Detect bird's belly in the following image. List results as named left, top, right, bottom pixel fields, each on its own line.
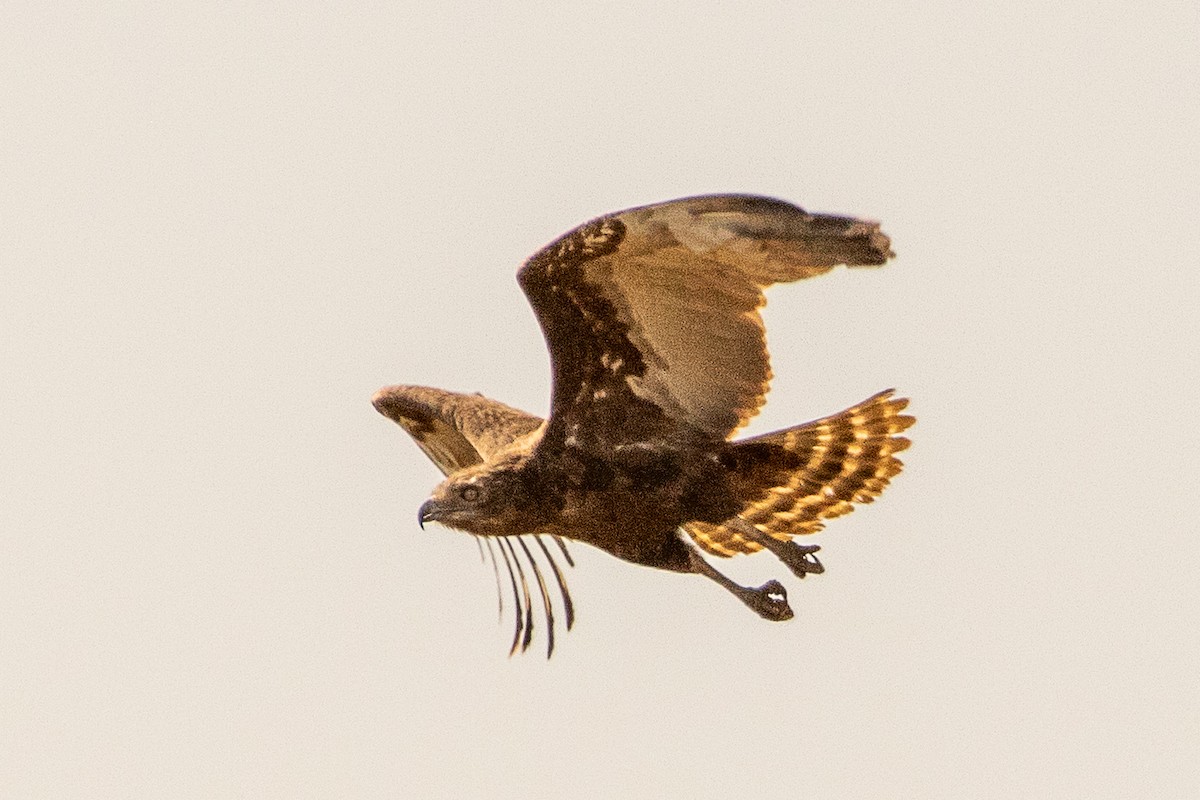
left=550, top=486, right=704, bottom=572
left=536, top=446, right=739, bottom=569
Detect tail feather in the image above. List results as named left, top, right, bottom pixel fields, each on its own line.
left=687, top=389, right=914, bottom=557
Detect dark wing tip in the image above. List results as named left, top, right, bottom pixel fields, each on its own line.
left=660, top=193, right=894, bottom=267
left=787, top=213, right=893, bottom=266
left=371, top=385, right=411, bottom=421
left=370, top=384, right=450, bottom=426
left=859, top=221, right=894, bottom=264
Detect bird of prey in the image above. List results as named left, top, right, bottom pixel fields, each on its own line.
left=373, top=194, right=913, bottom=657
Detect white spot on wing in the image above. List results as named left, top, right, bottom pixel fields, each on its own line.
left=600, top=352, right=624, bottom=373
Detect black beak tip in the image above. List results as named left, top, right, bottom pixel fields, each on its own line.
left=417, top=499, right=435, bottom=530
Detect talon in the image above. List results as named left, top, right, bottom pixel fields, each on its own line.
left=748, top=580, right=793, bottom=621
left=725, top=517, right=825, bottom=580
left=760, top=579, right=787, bottom=600
left=685, top=541, right=794, bottom=621
left=788, top=543, right=824, bottom=578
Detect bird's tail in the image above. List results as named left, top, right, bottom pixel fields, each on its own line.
left=689, top=390, right=915, bottom=557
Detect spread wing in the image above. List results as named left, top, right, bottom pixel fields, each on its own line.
left=516, top=194, right=893, bottom=455
left=372, top=385, right=544, bottom=476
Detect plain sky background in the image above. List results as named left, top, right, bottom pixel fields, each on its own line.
left=3, top=2, right=1198, bottom=797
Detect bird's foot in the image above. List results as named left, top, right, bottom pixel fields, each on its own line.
left=726, top=517, right=825, bottom=580
left=686, top=542, right=795, bottom=621
left=738, top=579, right=794, bottom=621
left=775, top=541, right=824, bottom=579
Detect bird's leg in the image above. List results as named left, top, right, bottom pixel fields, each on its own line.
left=726, top=516, right=824, bottom=580
left=684, top=544, right=794, bottom=622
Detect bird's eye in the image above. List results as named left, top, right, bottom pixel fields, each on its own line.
left=459, top=485, right=480, bottom=502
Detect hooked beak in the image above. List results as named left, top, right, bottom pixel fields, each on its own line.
left=417, top=499, right=438, bottom=530
left=417, top=495, right=474, bottom=531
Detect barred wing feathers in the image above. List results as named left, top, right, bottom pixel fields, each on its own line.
left=686, top=390, right=915, bottom=557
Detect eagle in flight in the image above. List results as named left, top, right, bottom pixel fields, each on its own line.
left=373, top=195, right=913, bottom=657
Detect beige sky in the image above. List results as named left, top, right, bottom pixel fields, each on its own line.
left=2, top=2, right=1197, bottom=797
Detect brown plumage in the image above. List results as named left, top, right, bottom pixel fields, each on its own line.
left=373, top=195, right=914, bottom=657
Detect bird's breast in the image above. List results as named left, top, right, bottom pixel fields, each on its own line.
left=533, top=445, right=739, bottom=552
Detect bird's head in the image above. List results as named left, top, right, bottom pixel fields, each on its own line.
left=417, top=462, right=527, bottom=537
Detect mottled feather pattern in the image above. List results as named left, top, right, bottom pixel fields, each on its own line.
left=686, top=390, right=914, bottom=557
left=520, top=216, right=686, bottom=454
